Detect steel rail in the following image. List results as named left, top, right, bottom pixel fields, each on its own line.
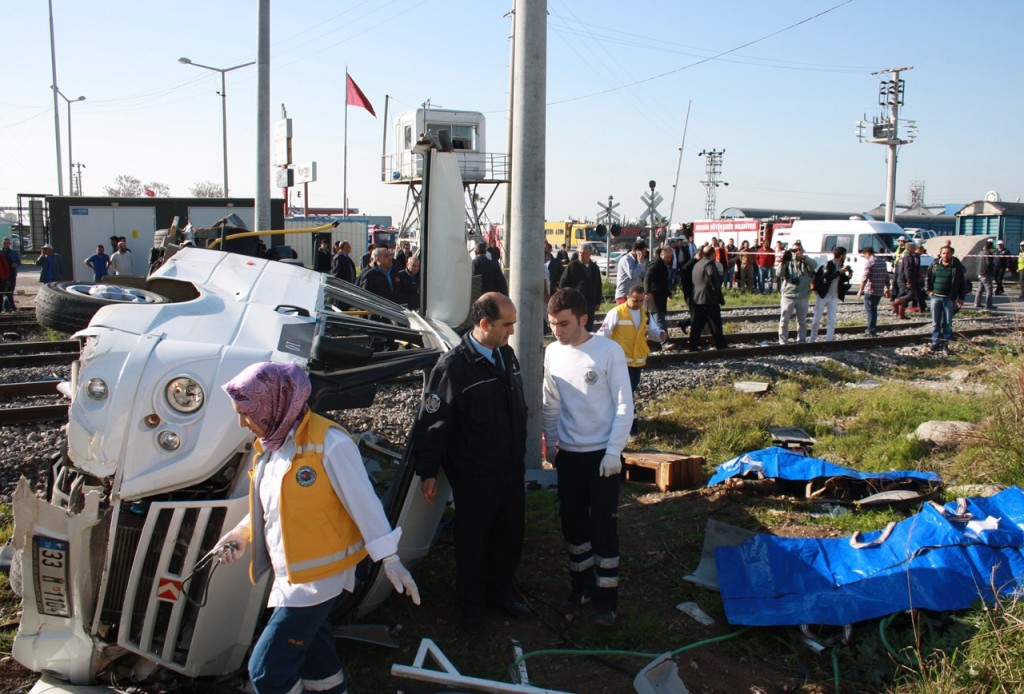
left=1, top=404, right=68, bottom=425
left=0, top=339, right=79, bottom=356
left=648, top=325, right=1008, bottom=365
left=0, top=380, right=63, bottom=398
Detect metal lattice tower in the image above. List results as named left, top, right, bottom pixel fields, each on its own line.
left=698, top=149, right=726, bottom=220
left=909, top=180, right=925, bottom=208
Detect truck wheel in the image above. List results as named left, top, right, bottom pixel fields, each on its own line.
left=36, top=281, right=171, bottom=334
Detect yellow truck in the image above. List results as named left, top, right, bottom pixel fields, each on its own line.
left=544, top=220, right=607, bottom=252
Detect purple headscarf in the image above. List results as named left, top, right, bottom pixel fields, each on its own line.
left=222, top=362, right=311, bottom=452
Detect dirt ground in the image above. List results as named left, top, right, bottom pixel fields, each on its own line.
left=3, top=482, right=851, bottom=694
left=338, top=482, right=850, bottom=694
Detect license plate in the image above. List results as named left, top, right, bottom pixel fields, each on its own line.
left=33, top=536, right=71, bottom=618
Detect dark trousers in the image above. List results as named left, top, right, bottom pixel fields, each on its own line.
left=689, top=303, right=727, bottom=349
left=448, top=468, right=525, bottom=618
left=627, top=366, right=642, bottom=435
left=555, top=449, right=620, bottom=612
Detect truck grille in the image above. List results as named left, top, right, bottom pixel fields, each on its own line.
left=105, top=502, right=228, bottom=669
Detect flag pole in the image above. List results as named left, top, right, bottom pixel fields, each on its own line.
left=343, top=66, right=349, bottom=218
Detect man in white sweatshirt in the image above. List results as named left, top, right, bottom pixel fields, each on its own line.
left=543, top=287, right=633, bottom=628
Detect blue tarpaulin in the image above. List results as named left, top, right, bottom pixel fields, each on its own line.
left=707, top=447, right=942, bottom=487
left=716, top=486, right=1024, bottom=626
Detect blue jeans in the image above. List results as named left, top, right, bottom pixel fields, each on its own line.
left=930, top=295, right=955, bottom=349
left=249, top=594, right=347, bottom=694
left=863, top=293, right=882, bottom=335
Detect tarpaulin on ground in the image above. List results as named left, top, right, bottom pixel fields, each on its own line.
left=706, top=447, right=942, bottom=487
left=715, top=486, right=1024, bottom=626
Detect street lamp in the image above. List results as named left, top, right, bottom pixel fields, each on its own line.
left=178, top=56, right=255, bottom=197
left=53, top=87, right=85, bottom=196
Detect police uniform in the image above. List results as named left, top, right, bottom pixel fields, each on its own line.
left=409, top=332, right=528, bottom=623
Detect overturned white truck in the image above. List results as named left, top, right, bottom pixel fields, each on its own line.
left=12, top=149, right=472, bottom=687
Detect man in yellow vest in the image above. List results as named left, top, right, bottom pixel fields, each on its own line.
left=597, top=284, right=667, bottom=435
left=1018, top=241, right=1024, bottom=299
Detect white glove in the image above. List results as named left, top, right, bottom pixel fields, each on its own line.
left=382, top=554, right=421, bottom=605
left=214, top=524, right=249, bottom=564
left=545, top=444, right=557, bottom=464
left=599, top=453, right=622, bottom=478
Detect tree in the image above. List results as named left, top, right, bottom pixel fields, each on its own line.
left=190, top=181, right=224, bottom=198
left=145, top=182, right=171, bottom=197
left=103, top=175, right=170, bottom=197
left=104, top=174, right=143, bottom=197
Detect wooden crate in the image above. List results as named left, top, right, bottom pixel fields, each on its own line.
left=623, top=452, right=705, bottom=492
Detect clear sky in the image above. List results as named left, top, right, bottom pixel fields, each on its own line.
left=3, top=1, right=1022, bottom=227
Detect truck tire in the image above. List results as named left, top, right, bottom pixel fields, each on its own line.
left=36, top=281, right=171, bottom=334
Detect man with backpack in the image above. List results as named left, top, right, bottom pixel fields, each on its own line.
left=808, top=247, right=852, bottom=342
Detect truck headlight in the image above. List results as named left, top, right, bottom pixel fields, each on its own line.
left=157, top=430, right=181, bottom=451
left=165, top=377, right=205, bottom=413
left=86, top=378, right=109, bottom=400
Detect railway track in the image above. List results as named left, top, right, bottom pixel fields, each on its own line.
left=648, top=325, right=1008, bottom=365
left=1, top=380, right=68, bottom=425
left=0, top=339, right=79, bottom=368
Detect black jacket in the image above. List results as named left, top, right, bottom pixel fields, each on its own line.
left=331, top=252, right=356, bottom=283
left=679, top=257, right=697, bottom=305
left=397, top=268, right=420, bottom=309
left=472, top=255, right=509, bottom=295
left=559, top=259, right=602, bottom=308
left=814, top=259, right=853, bottom=301
left=357, top=264, right=402, bottom=303
left=410, top=333, right=528, bottom=479
left=546, top=257, right=564, bottom=291
left=692, top=258, right=724, bottom=306
left=644, top=257, right=672, bottom=312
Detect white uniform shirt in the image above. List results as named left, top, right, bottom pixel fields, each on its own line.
left=542, top=335, right=633, bottom=459
left=258, top=426, right=401, bottom=607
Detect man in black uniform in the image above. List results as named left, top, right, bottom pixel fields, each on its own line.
left=409, top=293, right=529, bottom=636
left=472, top=241, right=509, bottom=295
left=559, top=244, right=603, bottom=331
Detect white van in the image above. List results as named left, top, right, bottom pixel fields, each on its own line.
left=773, top=219, right=907, bottom=284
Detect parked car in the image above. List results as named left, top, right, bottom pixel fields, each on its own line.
left=909, top=228, right=938, bottom=244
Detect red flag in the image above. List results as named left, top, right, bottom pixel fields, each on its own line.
left=346, top=73, right=376, bottom=117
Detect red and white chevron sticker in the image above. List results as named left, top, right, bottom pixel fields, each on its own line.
left=156, top=577, right=182, bottom=603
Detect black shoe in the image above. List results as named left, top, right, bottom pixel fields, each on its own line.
left=459, top=615, right=484, bottom=636
left=592, top=610, right=617, bottom=628
left=487, top=596, right=532, bottom=619
left=558, top=589, right=591, bottom=615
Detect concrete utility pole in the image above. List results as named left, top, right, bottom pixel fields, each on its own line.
left=48, top=0, right=63, bottom=196
left=255, top=0, right=271, bottom=232
left=507, top=0, right=546, bottom=470
left=856, top=66, right=916, bottom=223
left=698, top=149, right=727, bottom=220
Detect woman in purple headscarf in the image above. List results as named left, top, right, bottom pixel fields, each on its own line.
left=214, top=361, right=419, bottom=694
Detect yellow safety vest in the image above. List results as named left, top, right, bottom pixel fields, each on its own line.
left=1017, top=252, right=1024, bottom=272
left=250, top=410, right=368, bottom=584
left=609, top=302, right=652, bottom=367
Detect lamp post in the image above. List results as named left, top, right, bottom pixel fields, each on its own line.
left=178, top=57, right=255, bottom=197
left=54, top=87, right=85, bottom=195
